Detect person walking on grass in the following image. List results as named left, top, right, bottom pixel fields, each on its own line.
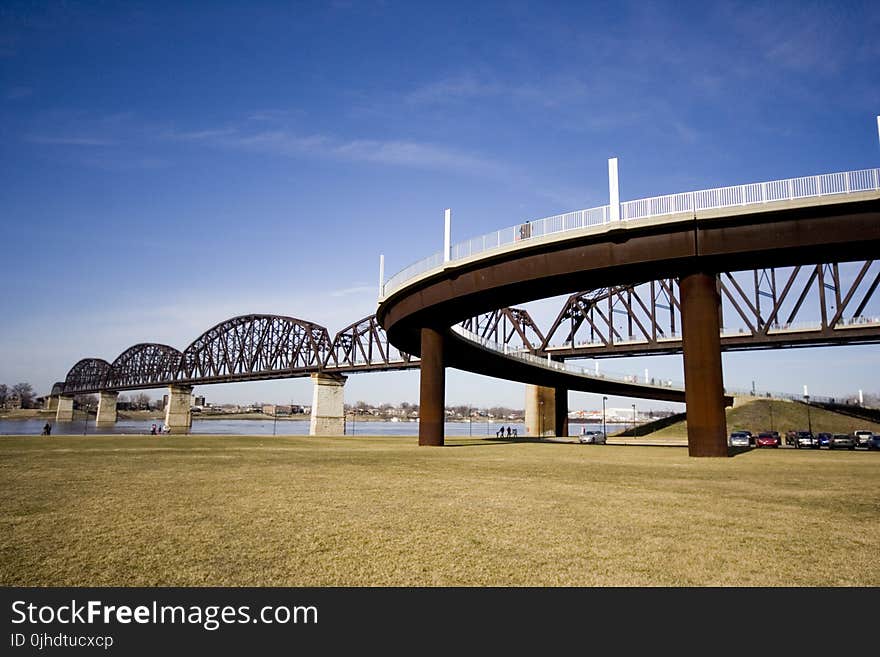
left=42, top=422, right=51, bottom=436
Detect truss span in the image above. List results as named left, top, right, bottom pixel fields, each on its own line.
left=541, top=261, right=880, bottom=358
left=64, top=358, right=112, bottom=394
left=106, top=343, right=183, bottom=389
left=326, top=315, right=416, bottom=371
left=178, top=314, right=333, bottom=385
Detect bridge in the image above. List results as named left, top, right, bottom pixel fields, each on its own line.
left=376, top=166, right=880, bottom=455
left=47, top=305, right=692, bottom=434
left=48, top=167, right=880, bottom=453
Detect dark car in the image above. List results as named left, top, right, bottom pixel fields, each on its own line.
left=756, top=431, right=780, bottom=448
left=868, top=434, right=880, bottom=451
left=830, top=433, right=856, bottom=450
left=816, top=432, right=832, bottom=448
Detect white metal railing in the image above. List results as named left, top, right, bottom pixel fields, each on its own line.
left=452, top=326, right=851, bottom=403
left=381, top=168, right=880, bottom=297
left=451, top=325, right=685, bottom=391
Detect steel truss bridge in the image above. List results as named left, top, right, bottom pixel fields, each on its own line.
left=54, top=261, right=880, bottom=401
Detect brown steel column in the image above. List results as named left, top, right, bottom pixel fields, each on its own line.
left=680, top=272, right=729, bottom=456
left=554, top=386, right=569, bottom=438
left=419, top=327, right=445, bottom=446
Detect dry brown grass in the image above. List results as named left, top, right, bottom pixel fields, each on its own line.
left=1, top=434, right=877, bottom=587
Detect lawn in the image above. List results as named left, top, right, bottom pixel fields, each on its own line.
left=1, top=434, right=877, bottom=586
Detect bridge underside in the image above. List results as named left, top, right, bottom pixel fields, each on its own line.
left=378, top=196, right=880, bottom=454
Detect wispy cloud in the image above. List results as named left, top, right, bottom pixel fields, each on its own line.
left=166, top=125, right=512, bottom=179
left=330, top=285, right=376, bottom=298
left=25, top=135, right=116, bottom=146
left=5, top=86, right=32, bottom=100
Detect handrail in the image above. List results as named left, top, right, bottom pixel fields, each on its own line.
left=381, top=168, right=880, bottom=297
left=450, top=325, right=685, bottom=391
left=452, top=326, right=842, bottom=403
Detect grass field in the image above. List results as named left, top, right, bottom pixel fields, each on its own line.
left=1, top=434, right=878, bottom=587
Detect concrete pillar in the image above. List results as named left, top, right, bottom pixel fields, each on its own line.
left=555, top=386, right=569, bottom=438
left=680, top=272, right=729, bottom=456
left=56, top=396, right=74, bottom=422
left=309, top=373, right=347, bottom=435
left=164, top=385, right=193, bottom=434
left=96, top=391, right=119, bottom=426
left=419, top=327, right=445, bottom=446
left=525, top=385, right=556, bottom=437
left=44, top=395, right=59, bottom=411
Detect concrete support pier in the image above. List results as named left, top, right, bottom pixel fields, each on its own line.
left=554, top=386, right=569, bottom=438
left=96, top=391, right=119, bottom=426
left=680, top=272, right=729, bottom=456
left=419, top=327, right=445, bottom=446
left=525, top=385, right=556, bottom=437
left=44, top=395, right=59, bottom=411
left=309, top=373, right=347, bottom=435
left=56, top=396, right=74, bottom=422
left=164, top=385, right=193, bottom=434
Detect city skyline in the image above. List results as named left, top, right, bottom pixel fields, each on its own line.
left=1, top=2, right=879, bottom=411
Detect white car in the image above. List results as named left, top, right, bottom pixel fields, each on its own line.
left=728, top=431, right=752, bottom=447
left=854, top=430, right=874, bottom=448
left=579, top=430, right=606, bottom=444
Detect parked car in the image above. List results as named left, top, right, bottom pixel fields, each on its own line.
left=816, top=432, right=833, bottom=448
left=854, top=430, right=874, bottom=448
left=794, top=431, right=818, bottom=449
left=785, top=430, right=798, bottom=446
left=868, top=434, right=880, bottom=451
left=728, top=431, right=752, bottom=447
left=829, top=433, right=856, bottom=450
left=579, top=430, right=606, bottom=444
left=756, top=431, right=781, bottom=447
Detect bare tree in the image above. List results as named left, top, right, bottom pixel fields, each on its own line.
left=74, top=394, right=98, bottom=410
left=0, top=384, right=7, bottom=407
left=132, top=393, right=152, bottom=410
left=12, top=382, right=35, bottom=409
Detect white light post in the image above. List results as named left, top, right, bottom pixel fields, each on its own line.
left=608, top=158, right=620, bottom=222
left=602, top=396, right=607, bottom=440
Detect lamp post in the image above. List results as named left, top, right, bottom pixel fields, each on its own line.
left=768, top=400, right=774, bottom=432
left=804, top=394, right=812, bottom=434
left=602, top=396, right=607, bottom=440
left=273, top=406, right=278, bottom=436
left=632, top=404, right=636, bottom=434
left=82, top=400, right=89, bottom=435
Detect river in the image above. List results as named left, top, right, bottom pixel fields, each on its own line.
left=0, top=418, right=630, bottom=437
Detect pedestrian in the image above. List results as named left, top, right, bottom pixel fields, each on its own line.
left=512, top=427, right=517, bottom=438
left=506, top=426, right=512, bottom=438
left=150, top=424, right=157, bottom=435
left=42, top=422, right=51, bottom=436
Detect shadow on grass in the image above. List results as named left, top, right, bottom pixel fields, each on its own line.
left=444, top=436, right=565, bottom=447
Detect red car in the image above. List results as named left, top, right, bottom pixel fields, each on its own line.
left=756, top=431, right=781, bottom=448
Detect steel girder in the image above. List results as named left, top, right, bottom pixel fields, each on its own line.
left=540, top=260, right=880, bottom=357
left=177, top=315, right=333, bottom=385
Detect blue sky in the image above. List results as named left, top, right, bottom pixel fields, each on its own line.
left=1, top=1, right=879, bottom=411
